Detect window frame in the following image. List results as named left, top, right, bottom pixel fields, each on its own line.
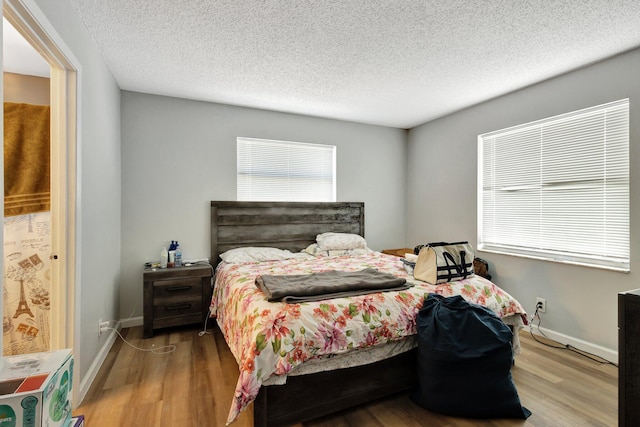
left=236, top=137, right=337, bottom=202
left=477, top=99, right=630, bottom=272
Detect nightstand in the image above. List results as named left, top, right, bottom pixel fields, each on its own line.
left=143, top=264, right=213, bottom=338
left=382, top=248, right=414, bottom=257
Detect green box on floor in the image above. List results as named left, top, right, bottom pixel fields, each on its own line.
left=0, top=349, right=73, bottom=427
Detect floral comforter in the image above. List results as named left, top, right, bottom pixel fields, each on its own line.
left=211, top=251, right=527, bottom=425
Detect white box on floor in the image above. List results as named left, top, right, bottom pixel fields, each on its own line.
left=0, top=349, right=73, bottom=427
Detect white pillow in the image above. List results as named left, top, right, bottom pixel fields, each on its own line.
left=219, top=247, right=308, bottom=263
left=303, top=243, right=371, bottom=257
left=316, top=232, right=367, bottom=250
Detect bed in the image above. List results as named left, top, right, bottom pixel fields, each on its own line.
left=209, top=201, right=527, bottom=426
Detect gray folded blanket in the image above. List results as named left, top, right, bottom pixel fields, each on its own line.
left=255, top=268, right=411, bottom=303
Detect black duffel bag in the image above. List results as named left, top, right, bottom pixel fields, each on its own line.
left=411, top=293, right=531, bottom=419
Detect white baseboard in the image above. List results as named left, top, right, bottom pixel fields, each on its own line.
left=528, top=325, right=617, bottom=363
left=120, top=315, right=143, bottom=328
left=77, top=320, right=122, bottom=406
left=76, top=316, right=144, bottom=406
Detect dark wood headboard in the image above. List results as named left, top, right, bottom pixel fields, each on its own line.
left=210, top=201, right=364, bottom=266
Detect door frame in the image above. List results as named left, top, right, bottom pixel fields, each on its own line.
left=2, top=0, right=78, bottom=357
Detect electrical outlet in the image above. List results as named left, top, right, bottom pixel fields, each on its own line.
left=536, top=297, right=546, bottom=313
left=98, top=320, right=110, bottom=336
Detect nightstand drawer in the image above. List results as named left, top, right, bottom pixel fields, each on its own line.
left=153, top=277, right=202, bottom=298
left=153, top=296, right=202, bottom=319
left=143, top=264, right=213, bottom=338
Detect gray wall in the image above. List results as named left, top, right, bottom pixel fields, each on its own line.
left=120, top=91, right=407, bottom=319
left=32, top=0, right=122, bottom=381
left=407, top=47, right=640, bottom=353
left=29, top=0, right=637, bottom=387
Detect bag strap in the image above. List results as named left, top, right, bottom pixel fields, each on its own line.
left=460, top=250, right=469, bottom=279
left=414, top=241, right=470, bottom=255
left=431, top=241, right=468, bottom=247
left=441, top=250, right=470, bottom=280
left=442, top=251, right=463, bottom=282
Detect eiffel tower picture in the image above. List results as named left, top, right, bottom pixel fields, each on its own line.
left=14, top=279, right=35, bottom=318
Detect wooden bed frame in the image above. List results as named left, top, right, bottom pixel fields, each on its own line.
left=210, top=201, right=418, bottom=427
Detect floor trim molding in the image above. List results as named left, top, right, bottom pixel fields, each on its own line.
left=120, top=315, right=143, bottom=329
left=77, top=320, right=122, bottom=406
left=529, top=324, right=617, bottom=363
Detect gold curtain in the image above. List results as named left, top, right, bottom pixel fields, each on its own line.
left=3, top=102, right=50, bottom=217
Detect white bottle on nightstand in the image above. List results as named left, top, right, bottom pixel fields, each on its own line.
left=160, top=246, right=168, bottom=268
left=175, top=242, right=182, bottom=267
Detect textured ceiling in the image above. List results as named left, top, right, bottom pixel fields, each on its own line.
left=68, top=0, right=640, bottom=129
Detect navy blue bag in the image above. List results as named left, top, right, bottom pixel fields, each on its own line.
left=411, top=294, right=531, bottom=419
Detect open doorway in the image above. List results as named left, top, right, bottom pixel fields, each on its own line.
left=2, top=0, right=78, bottom=358
left=3, top=15, right=52, bottom=355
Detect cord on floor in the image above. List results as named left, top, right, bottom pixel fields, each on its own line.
left=103, top=326, right=176, bottom=354
left=529, top=307, right=617, bottom=367
left=198, top=308, right=213, bottom=337
left=198, top=263, right=216, bottom=337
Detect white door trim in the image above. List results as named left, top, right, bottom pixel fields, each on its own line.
left=3, top=0, right=80, bottom=398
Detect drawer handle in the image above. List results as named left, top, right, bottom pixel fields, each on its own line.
left=165, top=304, right=192, bottom=311
left=166, top=286, right=192, bottom=292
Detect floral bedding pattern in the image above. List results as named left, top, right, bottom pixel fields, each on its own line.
left=211, top=251, right=527, bottom=425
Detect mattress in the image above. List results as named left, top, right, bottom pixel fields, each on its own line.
left=211, top=250, right=527, bottom=424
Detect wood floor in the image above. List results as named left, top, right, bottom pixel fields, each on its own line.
left=74, top=324, right=618, bottom=427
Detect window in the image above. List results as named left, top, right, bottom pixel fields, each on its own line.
left=478, top=99, right=629, bottom=271
left=237, top=137, right=336, bottom=202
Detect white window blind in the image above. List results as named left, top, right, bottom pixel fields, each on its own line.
left=237, top=137, right=336, bottom=202
left=478, top=99, right=629, bottom=271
